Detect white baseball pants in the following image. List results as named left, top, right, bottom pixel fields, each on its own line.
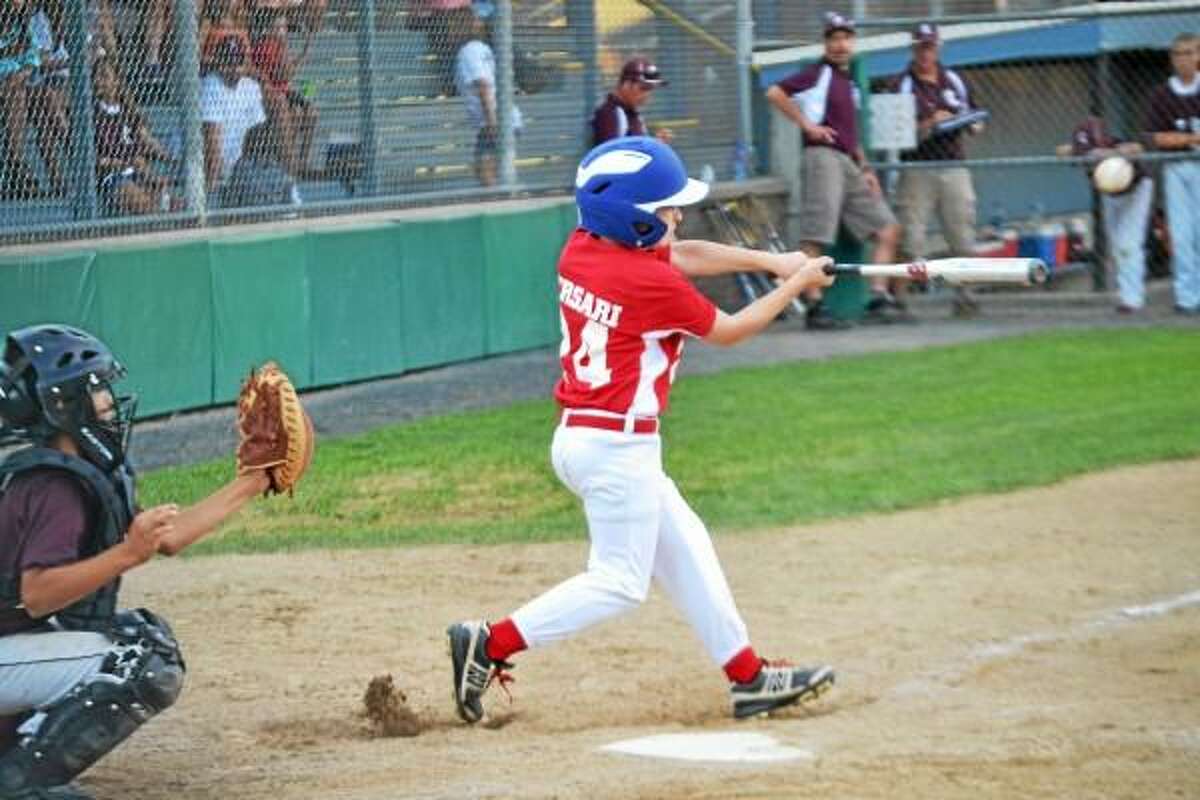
left=1165, top=159, right=1200, bottom=310
left=510, top=423, right=751, bottom=667
left=0, top=630, right=110, bottom=715
left=1101, top=177, right=1153, bottom=309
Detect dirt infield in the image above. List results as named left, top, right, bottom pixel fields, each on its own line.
left=84, top=458, right=1199, bottom=799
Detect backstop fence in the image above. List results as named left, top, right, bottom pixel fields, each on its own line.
left=0, top=0, right=1196, bottom=246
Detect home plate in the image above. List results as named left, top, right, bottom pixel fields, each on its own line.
left=600, top=731, right=814, bottom=763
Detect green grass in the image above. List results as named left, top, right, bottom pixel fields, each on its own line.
left=140, top=328, right=1200, bottom=556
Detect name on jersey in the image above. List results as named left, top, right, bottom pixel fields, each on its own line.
left=558, top=277, right=624, bottom=328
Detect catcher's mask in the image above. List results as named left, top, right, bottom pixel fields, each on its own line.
left=0, top=324, right=138, bottom=472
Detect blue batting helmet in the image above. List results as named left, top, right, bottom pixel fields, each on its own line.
left=574, top=136, right=709, bottom=248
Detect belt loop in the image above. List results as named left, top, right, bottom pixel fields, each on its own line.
left=623, top=413, right=635, bottom=434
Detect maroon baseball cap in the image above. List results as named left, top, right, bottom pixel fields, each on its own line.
left=912, top=22, right=940, bottom=44
left=823, top=11, right=856, bottom=37
left=620, top=58, right=668, bottom=88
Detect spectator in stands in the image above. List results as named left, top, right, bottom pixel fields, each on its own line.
left=1145, top=32, right=1200, bottom=315
left=453, top=0, right=521, bottom=187
left=201, top=0, right=251, bottom=75
left=0, top=0, right=41, bottom=199
left=407, top=0, right=471, bottom=96
left=590, top=57, right=673, bottom=147
left=220, top=121, right=301, bottom=208
left=93, top=56, right=179, bottom=215
left=251, top=6, right=317, bottom=177
left=765, top=11, right=903, bottom=329
left=1057, top=116, right=1150, bottom=314
left=137, top=0, right=174, bottom=99
left=200, top=34, right=266, bottom=191
left=28, top=1, right=68, bottom=197
left=888, top=22, right=984, bottom=317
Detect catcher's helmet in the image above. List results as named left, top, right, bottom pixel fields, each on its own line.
left=0, top=324, right=136, bottom=471
left=574, top=136, right=709, bottom=248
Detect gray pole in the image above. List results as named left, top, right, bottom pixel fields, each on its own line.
left=357, top=0, right=380, bottom=196
left=567, top=0, right=597, bottom=153
left=65, top=0, right=96, bottom=221
left=173, top=0, right=205, bottom=221
left=735, top=0, right=754, bottom=180
left=495, top=0, right=517, bottom=187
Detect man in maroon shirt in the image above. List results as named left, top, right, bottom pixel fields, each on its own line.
left=591, top=57, right=673, bottom=147
left=0, top=325, right=271, bottom=799
left=1145, top=32, right=1200, bottom=314
left=765, top=11, right=902, bottom=329
left=889, top=22, right=984, bottom=317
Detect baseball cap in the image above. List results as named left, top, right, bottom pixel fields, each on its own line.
left=620, top=57, right=668, bottom=88
left=823, top=11, right=856, bottom=37
left=471, top=0, right=495, bottom=20
left=912, top=22, right=940, bottom=44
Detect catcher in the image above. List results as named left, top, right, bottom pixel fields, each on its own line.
left=0, top=324, right=313, bottom=800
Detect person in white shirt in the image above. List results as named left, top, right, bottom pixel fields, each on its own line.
left=200, top=35, right=267, bottom=192
left=453, top=1, right=520, bottom=186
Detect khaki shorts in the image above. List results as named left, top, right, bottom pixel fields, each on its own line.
left=799, top=146, right=897, bottom=246
left=895, top=167, right=977, bottom=260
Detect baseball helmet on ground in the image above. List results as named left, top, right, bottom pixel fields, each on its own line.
left=0, top=324, right=136, bottom=470
left=1093, top=155, right=1134, bottom=194
left=574, top=136, right=709, bottom=248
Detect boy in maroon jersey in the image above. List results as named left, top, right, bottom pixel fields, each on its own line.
left=448, top=136, right=837, bottom=724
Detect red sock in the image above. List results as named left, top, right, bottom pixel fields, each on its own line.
left=723, top=646, right=764, bottom=684
left=486, top=617, right=527, bottom=663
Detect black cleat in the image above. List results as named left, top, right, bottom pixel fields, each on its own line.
left=447, top=621, right=513, bottom=724
left=730, top=662, right=834, bottom=719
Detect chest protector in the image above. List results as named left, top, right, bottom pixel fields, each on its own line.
left=0, top=447, right=136, bottom=632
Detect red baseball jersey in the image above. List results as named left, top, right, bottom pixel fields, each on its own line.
left=554, top=229, right=717, bottom=417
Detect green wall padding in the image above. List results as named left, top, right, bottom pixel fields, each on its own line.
left=92, top=242, right=214, bottom=416
left=2, top=201, right=574, bottom=419
left=0, top=252, right=99, bottom=332
left=396, top=216, right=487, bottom=371
left=210, top=233, right=312, bottom=402
left=482, top=207, right=562, bottom=354
left=306, top=225, right=407, bottom=385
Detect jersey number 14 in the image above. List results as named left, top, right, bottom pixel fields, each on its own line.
left=560, top=311, right=612, bottom=389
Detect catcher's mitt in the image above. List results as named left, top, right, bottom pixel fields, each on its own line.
left=236, top=362, right=315, bottom=495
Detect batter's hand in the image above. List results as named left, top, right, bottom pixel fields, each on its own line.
left=802, top=256, right=836, bottom=290
left=768, top=251, right=814, bottom=280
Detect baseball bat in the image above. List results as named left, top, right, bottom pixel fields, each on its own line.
left=826, top=258, right=1048, bottom=286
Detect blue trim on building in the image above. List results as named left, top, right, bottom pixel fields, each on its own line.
left=757, top=11, right=1200, bottom=86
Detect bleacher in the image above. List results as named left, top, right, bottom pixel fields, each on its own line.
left=0, top=0, right=740, bottom=240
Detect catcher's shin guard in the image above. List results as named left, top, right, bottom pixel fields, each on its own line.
left=0, top=611, right=185, bottom=794
left=730, top=662, right=834, bottom=719
left=447, top=621, right=513, bottom=724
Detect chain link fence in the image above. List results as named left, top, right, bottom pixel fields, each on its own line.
left=756, top=1, right=1200, bottom=290
left=0, top=0, right=750, bottom=245
left=1, top=0, right=1197, bottom=249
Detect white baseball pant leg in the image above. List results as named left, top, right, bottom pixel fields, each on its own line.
left=1165, top=159, right=1200, bottom=310
left=0, top=630, right=111, bottom=716
left=1101, top=177, right=1154, bottom=309
left=511, top=425, right=751, bottom=667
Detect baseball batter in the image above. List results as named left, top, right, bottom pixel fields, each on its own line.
left=448, top=136, right=837, bottom=723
